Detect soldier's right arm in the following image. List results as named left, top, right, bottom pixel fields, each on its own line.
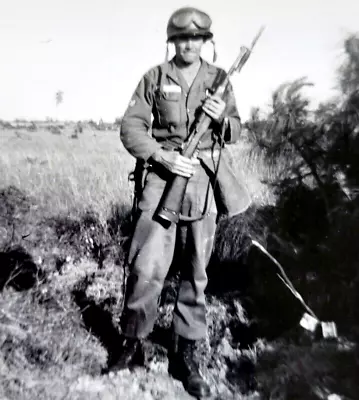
left=120, top=71, right=163, bottom=162
left=120, top=70, right=199, bottom=177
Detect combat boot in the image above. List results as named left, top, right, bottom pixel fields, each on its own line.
left=103, top=336, right=144, bottom=374
left=169, top=336, right=211, bottom=398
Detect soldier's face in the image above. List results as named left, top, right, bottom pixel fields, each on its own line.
left=173, top=36, right=204, bottom=64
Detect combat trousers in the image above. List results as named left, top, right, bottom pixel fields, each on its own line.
left=120, top=162, right=217, bottom=340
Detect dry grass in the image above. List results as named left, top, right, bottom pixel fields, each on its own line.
left=0, top=127, right=134, bottom=222
left=226, top=140, right=279, bottom=207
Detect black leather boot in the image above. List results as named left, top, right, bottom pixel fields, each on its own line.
left=103, top=336, right=144, bottom=374
left=169, top=336, right=211, bottom=398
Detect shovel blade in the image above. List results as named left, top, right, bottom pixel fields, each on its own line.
left=299, top=312, right=319, bottom=332
left=321, top=321, right=338, bottom=338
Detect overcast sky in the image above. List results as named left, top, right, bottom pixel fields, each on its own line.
left=0, top=0, right=357, bottom=122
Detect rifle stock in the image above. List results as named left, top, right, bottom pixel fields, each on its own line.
left=154, top=29, right=264, bottom=224
left=155, top=116, right=213, bottom=223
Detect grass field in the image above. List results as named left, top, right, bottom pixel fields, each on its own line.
left=0, top=125, right=357, bottom=399
left=0, top=127, right=134, bottom=221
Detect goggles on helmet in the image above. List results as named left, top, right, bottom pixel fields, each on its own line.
left=171, top=9, right=211, bottom=30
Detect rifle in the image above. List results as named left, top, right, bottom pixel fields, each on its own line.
left=154, top=27, right=265, bottom=225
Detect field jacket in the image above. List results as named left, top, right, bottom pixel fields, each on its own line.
left=120, top=58, right=251, bottom=217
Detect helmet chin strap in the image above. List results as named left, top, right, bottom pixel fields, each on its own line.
left=211, top=39, right=217, bottom=63
left=165, top=41, right=170, bottom=63
left=162, top=41, right=170, bottom=83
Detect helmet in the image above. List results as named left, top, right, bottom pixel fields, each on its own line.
left=166, top=7, right=213, bottom=42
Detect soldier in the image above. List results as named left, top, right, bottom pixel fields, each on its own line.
left=106, top=7, right=250, bottom=398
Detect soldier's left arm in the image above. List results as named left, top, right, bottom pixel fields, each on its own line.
left=220, top=81, right=242, bottom=144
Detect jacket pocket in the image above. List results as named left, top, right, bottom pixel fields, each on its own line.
left=154, top=91, right=181, bottom=128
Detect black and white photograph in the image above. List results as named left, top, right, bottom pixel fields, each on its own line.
left=0, top=1, right=358, bottom=399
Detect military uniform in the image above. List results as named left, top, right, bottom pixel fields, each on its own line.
left=108, top=7, right=251, bottom=398
left=120, top=57, right=250, bottom=340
